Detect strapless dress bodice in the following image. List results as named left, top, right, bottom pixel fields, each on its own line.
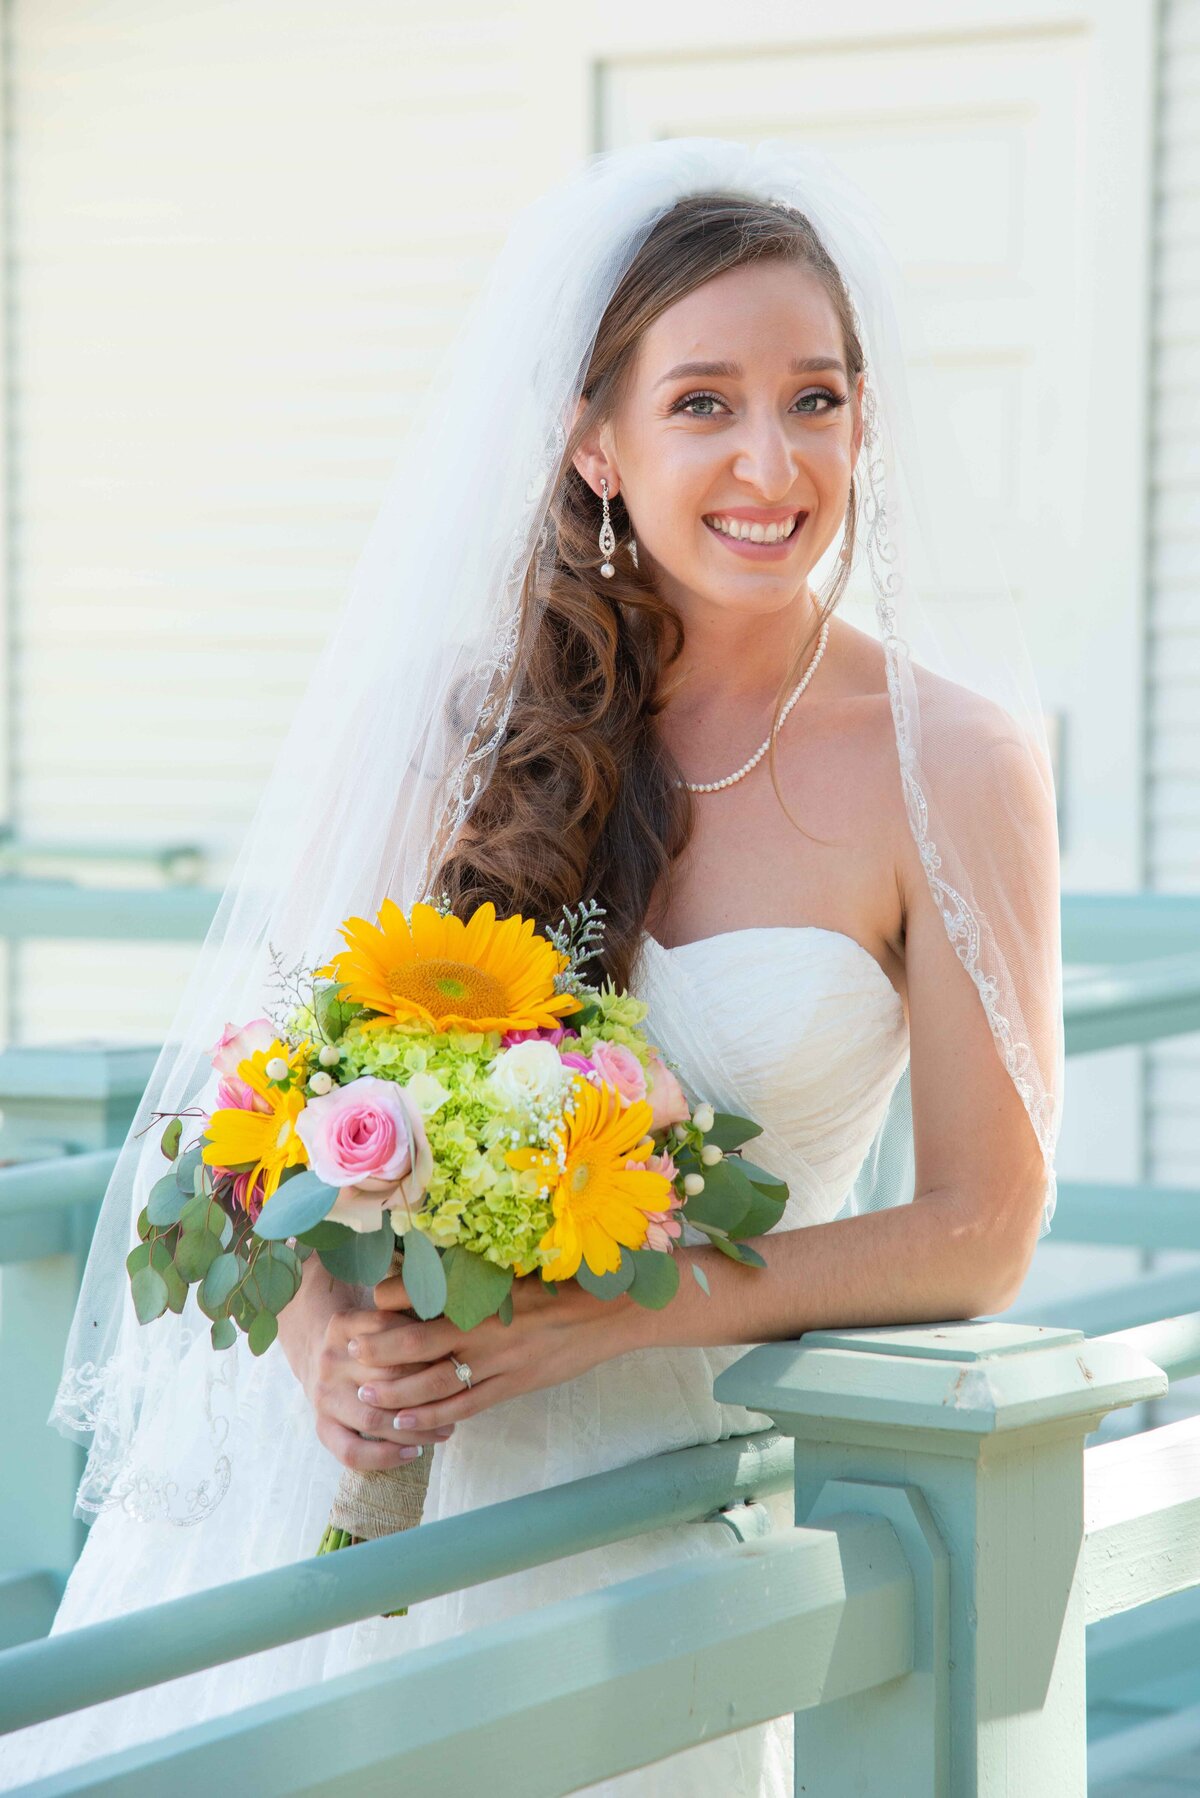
left=632, top=924, right=910, bottom=1230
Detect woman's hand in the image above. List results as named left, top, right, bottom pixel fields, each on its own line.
left=341, top=1264, right=648, bottom=1436
left=277, top=1246, right=456, bottom=1472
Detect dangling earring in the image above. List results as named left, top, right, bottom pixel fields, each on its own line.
left=838, top=478, right=856, bottom=564
left=629, top=535, right=639, bottom=571
left=598, top=477, right=617, bottom=578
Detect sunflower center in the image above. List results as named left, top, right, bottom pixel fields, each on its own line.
left=387, top=958, right=508, bottom=1018
left=570, top=1160, right=592, bottom=1196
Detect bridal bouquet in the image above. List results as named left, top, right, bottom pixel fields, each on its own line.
left=130, top=894, right=787, bottom=1579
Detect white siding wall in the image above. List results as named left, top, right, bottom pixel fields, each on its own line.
left=6, top=2, right=556, bottom=1044
left=1146, top=0, right=1200, bottom=1185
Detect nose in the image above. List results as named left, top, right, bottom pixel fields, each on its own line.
left=730, top=408, right=802, bottom=501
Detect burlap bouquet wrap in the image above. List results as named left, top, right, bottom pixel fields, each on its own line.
left=326, top=1248, right=433, bottom=1540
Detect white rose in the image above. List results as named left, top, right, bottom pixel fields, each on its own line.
left=487, top=1040, right=567, bottom=1112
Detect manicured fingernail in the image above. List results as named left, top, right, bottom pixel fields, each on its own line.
left=392, top=1411, right=418, bottom=1429
left=357, top=1385, right=376, bottom=1404
left=346, top=1338, right=359, bottom=1357
left=398, top=1445, right=423, bottom=1461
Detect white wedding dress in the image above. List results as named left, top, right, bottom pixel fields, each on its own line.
left=0, top=925, right=909, bottom=1795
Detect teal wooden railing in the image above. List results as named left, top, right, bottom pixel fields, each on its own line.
left=0, top=887, right=1197, bottom=1792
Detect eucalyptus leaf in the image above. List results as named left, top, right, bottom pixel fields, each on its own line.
left=497, top=1291, right=514, bottom=1326
left=178, top=1193, right=212, bottom=1235
left=147, top=1172, right=188, bottom=1228
left=175, top=1228, right=222, bottom=1283
left=136, top=1206, right=153, bottom=1243
left=297, top=1219, right=355, bottom=1252
left=174, top=1144, right=203, bottom=1194
left=160, top=1116, right=183, bottom=1161
left=678, top=1157, right=757, bottom=1234
left=735, top=1158, right=788, bottom=1196
left=317, top=1223, right=396, bottom=1286
left=125, top=1242, right=151, bottom=1279
left=575, top=1255, right=635, bottom=1300
left=210, top=1316, right=237, bottom=1351
left=248, top=1310, right=279, bottom=1356
left=706, top=1234, right=768, bottom=1269
left=131, top=1266, right=169, bottom=1324
left=701, top=1111, right=763, bottom=1152
left=400, top=1227, right=448, bottom=1320
left=162, top=1261, right=188, bottom=1314
left=728, top=1184, right=787, bottom=1241
left=148, top=1238, right=175, bottom=1274
left=200, top=1251, right=244, bottom=1314
left=691, top=1262, right=711, bottom=1296
left=627, top=1249, right=680, bottom=1311
left=247, top=1249, right=302, bottom=1316
left=252, top=1169, right=340, bottom=1241
left=442, top=1247, right=513, bottom=1332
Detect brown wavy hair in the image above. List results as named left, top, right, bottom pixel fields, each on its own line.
left=428, top=192, right=866, bottom=991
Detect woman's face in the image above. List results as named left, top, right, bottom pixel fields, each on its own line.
left=578, top=259, right=865, bottom=624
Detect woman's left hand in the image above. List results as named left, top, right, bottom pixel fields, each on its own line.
left=341, top=1267, right=644, bottom=1437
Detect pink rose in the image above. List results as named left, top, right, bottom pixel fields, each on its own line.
left=645, top=1054, right=690, bottom=1130
left=209, top=1017, right=275, bottom=1080
left=590, top=1039, right=648, bottom=1106
left=216, top=1074, right=270, bottom=1114
left=294, top=1076, right=432, bottom=1235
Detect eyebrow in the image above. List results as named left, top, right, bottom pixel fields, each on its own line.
left=654, top=355, right=847, bottom=387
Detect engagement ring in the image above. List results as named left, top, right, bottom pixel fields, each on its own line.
left=450, top=1354, right=473, bottom=1388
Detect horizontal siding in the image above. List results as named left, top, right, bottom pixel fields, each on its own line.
left=7, top=1, right=536, bottom=1043
left=1146, top=0, right=1200, bottom=1193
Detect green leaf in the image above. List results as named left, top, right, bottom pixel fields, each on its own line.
left=126, top=1242, right=151, bottom=1278
left=252, top=1169, right=340, bottom=1240
left=706, top=1234, right=768, bottom=1269
left=314, top=979, right=365, bottom=1041
left=678, top=1157, right=758, bottom=1234
left=200, top=1251, right=244, bottom=1314
left=317, top=1223, right=396, bottom=1287
left=178, top=1192, right=213, bottom=1235
left=297, top=1219, right=355, bottom=1252
left=131, top=1265, right=169, bottom=1323
left=400, top=1227, right=448, bottom=1320
left=627, top=1249, right=680, bottom=1310
left=174, top=1144, right=204, bottom=1194
left=149, top=1237, right=175, bottom=1275
left=727, top=1184, right=787, bottom=1240
left=174, top=1228, right=222, bottom=1283
left=736, top=1158, right=788, bottom=1197
left=160, top=1117, right=183, bottom=1161
left=136, top=1206, right=153, bottom=1243
left=575, top=1255, right=636, bottom=1300
left=162, top=1260, right=188, bottom=1314
left=497, top=1291, right=514, bottom=1325
left=442, top=1247, right=513, bottom=1332
left=246, top=1246, right=302, bottom=1316
left=147, top=1171, right=188, bottom=1227
left=248, top=1310, right=279, bottom=1356
left=691, top=1261, right=711, bottom=1295
left=702, top=1111, right=763, bottom=1152
left=210, top=1316, right=237, bottom=1350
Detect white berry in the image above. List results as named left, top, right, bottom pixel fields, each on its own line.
left=265, top=1056, right=289, bottom=1081
left=308, top=1070, right=334, bottom=1096
left=692, top=1103, right=715, bottom=1133
left=318, top=1043, right=341, bottom=1068
left=700, top=1143, right=724, bottom=1166
left=683, top=1172, right=706, bottom=1196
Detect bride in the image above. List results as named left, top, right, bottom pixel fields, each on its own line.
left=0, top=139, right=1063, bottom=1794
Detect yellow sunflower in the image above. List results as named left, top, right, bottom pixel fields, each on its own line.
left=507, top=1076, right=672, bottom=1281
left=201, top=1038, right=311, bottom=1205
left=315, top=898, right=582, bottom=1036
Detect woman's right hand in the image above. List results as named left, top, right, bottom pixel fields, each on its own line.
left=277, top=1246, right=456, bottom=1472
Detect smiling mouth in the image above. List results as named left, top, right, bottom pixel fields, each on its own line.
left=702, top=511, right=807, bottom=544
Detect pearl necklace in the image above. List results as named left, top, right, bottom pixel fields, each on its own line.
left=674, top=615, right=831, bottom=794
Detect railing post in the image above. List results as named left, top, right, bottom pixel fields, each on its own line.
left=0, top=1043, right=158, bottom=1643
left=715, top=1320, right=1166, bottom=1797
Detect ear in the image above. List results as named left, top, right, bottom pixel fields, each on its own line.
left=569, top=395, right=620, bottom=500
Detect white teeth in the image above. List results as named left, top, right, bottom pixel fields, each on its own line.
left=703, top=512, right=801, bottom=543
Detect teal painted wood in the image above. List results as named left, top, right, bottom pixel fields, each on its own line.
left=13, top=1519, right=913, bottom=1798
left=0, top=1430, right=791, bottom=1734
left=1007, top=1268, right=1200, bottom=1342
left=715, top=1321, right=1166, bottom=1797
left=1094, top=1313, right=1200, bottom=1385
left=0, top=1049, right=155, bottom=1594
left=1082, top=1418, right=1200, bottom=1624
left=1063, top=952, right=1200, bottom=1052
left=1087, top=1585, right=1200, bottom=1705
left=1059, top=893, right=1200, bottom=964
left=0, top=1570, right=65, bottom=1652
left=0, top=878, right=217, bottom=941
left=1048, top=1180, right=1200, bottom=1251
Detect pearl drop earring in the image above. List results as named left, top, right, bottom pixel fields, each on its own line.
left=598, top=477, right=617, bottom=579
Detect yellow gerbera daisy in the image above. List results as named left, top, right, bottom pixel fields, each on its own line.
left=201, top=1038, right=311, bottom=1206
left=315, top=898, right=582, bottom=1036
left=507, top=1076, right=672, bottom=1281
